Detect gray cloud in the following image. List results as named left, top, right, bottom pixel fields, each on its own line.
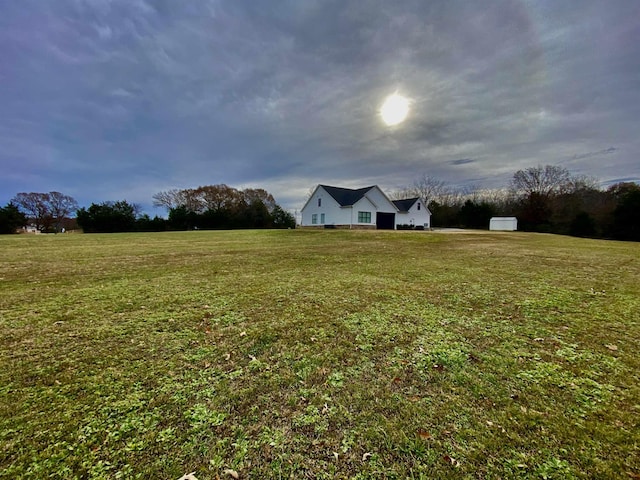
left=571, top=147, right=617, bottom=160
left=1, top=0, right=639, bottom=213
left=449, top=159, right=475, bottom=166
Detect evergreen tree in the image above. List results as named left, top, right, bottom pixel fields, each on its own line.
left=0, top=203, right=27, bottom=234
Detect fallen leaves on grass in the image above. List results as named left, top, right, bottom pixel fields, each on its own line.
left=223, top=468, right=239, bottom=479
left=605, top=344, right=618, bottom=351
left=443, top=455, right=460, bottom=467
left=486, top=420, right=507, bottom=433
left=417, top=429, right=431, bottom=440
left=177, top=473, right=199, bottom=480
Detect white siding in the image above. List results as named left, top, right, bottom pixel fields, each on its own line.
left=330, top=205, right=356, bottom=226
left=396, top=200, right=431, bottom=228
left=489, top=217, right=518, bottom=231
left=352, top=196, right=377, bottom=225
left=363, top=187, right=397, bottom=213
left=301, top=186, right=339, bottom=226
left=300, top=186, right=351, bottom=226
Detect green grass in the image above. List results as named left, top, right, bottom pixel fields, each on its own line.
left=1, top=229, right=639, bottom=479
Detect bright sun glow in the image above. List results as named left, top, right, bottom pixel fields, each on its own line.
left=380, top=93, right=409, bottom=126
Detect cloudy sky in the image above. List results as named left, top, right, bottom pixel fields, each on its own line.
left=2, top=0, right=639, bottom=214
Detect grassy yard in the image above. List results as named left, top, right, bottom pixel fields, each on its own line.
left=1, top=229, right=639, bottom=479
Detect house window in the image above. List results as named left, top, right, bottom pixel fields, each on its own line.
left=358, top=211, right=371, bottom=223
left=320, top=213, right=325, bottom=224
left=417, top=203, right=421, bottom=210
left=312, top=214, right=318, bottom=224
left=318, top=198, right=322, bottom=207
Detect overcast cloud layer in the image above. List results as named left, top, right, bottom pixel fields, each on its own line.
left=2, top=0, right=639, bottom=214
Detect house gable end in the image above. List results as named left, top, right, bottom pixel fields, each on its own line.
left=301, top=185, right=343, bottom=213
left=353, top=196, right=376, bottom=211
left=365, top=186, right=399, bottom=212
left=320, top=185, right=376, bottom=207
left=300, top=185, right=322, bottom=213
left=393, top=197, right=432, bottom=215
left=393, top=198, right=418, bottom=213
left=363, top=193, right=378, bottom=209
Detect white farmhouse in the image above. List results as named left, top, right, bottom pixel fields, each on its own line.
left=300, top=184, right=431, bottom=230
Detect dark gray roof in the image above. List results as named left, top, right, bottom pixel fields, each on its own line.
left=392, top=198, right=419, bottom=212
left=320, top=185, right=376, bottom=207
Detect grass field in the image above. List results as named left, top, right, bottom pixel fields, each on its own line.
left=1, top=229, right=639, bottom=479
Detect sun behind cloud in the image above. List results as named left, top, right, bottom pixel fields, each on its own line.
left=380, top=93, right=410, bottom=126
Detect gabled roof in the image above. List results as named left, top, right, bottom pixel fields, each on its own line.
left=319, top=185, right=377, bottom=207
left=392, top=198, right=420, bottom=213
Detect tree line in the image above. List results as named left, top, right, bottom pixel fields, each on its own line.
left=2, top=169, right=639, bottom=240
left=395, top=165, right=640, bottom=241
left=150, top=185, right=296, bottom=231
left=2, top=184, right=295, bottom=234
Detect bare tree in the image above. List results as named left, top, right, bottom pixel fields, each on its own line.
left=468, top=188, right=517, bottom=215
left=11, top=193, right=50, bottom=231
left=306, top=186, right=317, bottom=201
left=182, top=188, right=206, bottom=213
left=566, top=174, right=600, bottom=192
left=412, top=174, right=451, bottom=204
left=11, top=192, right=77, bottom=232
left=152, top=188, right=204, bottom=212
left=48, top=192, right=78, bottom=231
left=242, top=188, right=276, bottom=212
left=510, top=165, right=572, bottom=198
left=197, top=184, right=241, bottom=212
left=154, top=184, right=276, bottom=214
left=152, top=189, right=183, bottom=211
left=393, top=174, right=455, bottom=204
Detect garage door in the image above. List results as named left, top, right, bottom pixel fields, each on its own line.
left=376, top=212, right=395, bottom=230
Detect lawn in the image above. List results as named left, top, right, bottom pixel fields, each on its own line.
left=1, top=229, right=639, bottom=479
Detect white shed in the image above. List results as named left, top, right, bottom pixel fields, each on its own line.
left=489, top=217, right=518, bottom=231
